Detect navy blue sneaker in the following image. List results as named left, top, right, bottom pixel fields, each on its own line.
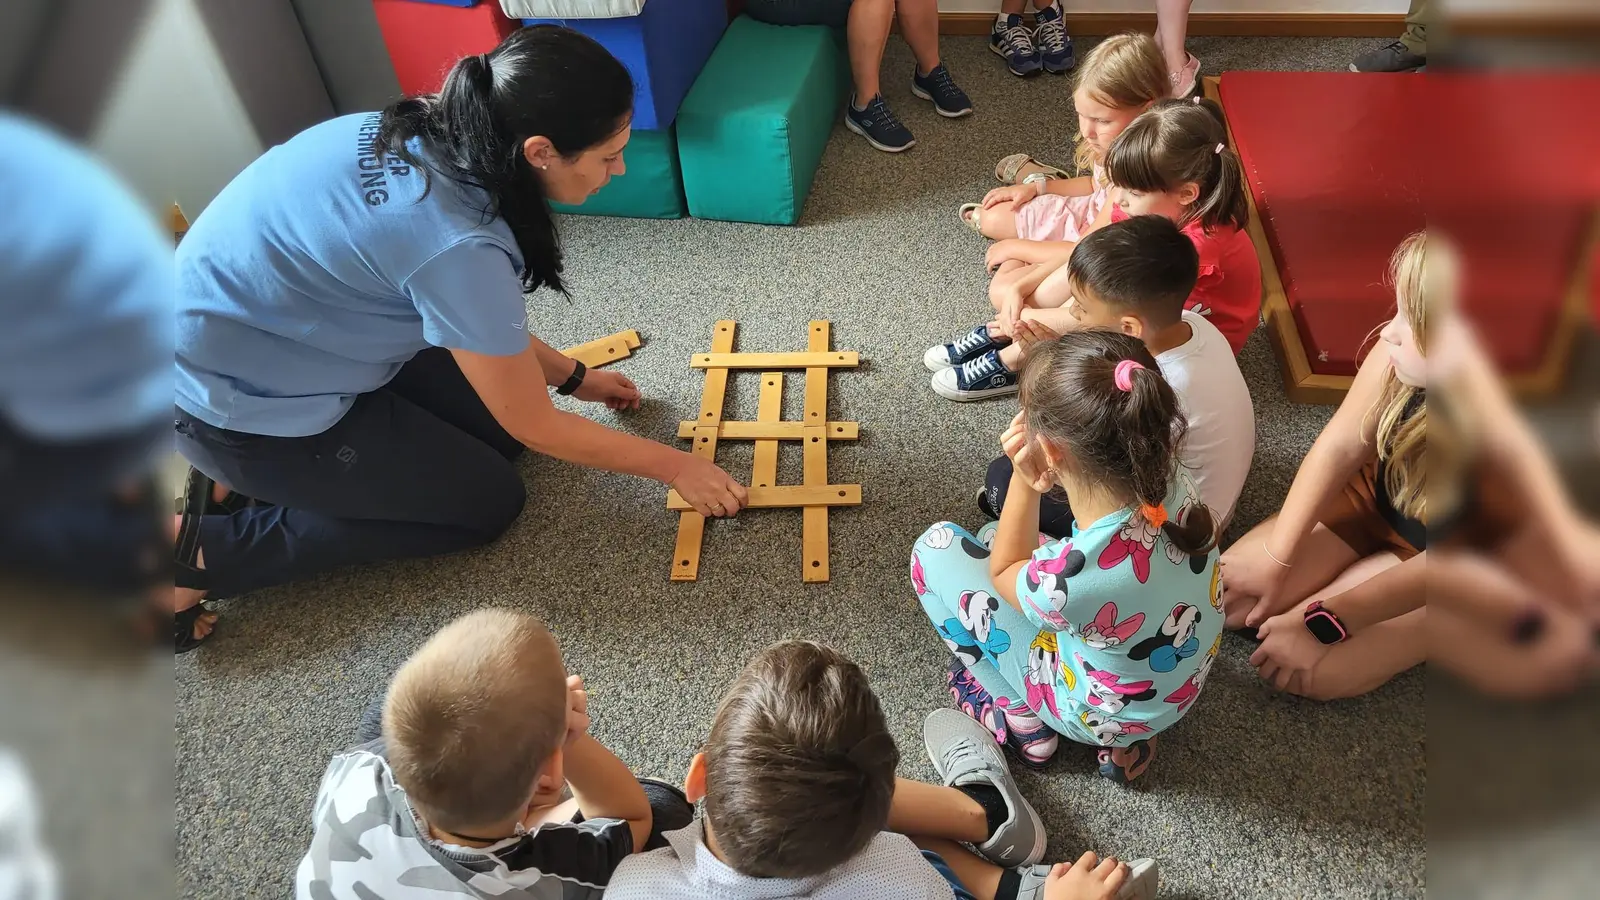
left=1033, top=4, right=1074, bottom=74
left=845, top=93, right=915, bottom=153
left=931, top=349, right=1020, bottom=401
left=990, top=14, right=1042, bottom=77
left=911, top=64, right=973, bottom=118
left=924, top=324, right=1008, bottom=372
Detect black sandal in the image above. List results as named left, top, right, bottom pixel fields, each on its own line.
left=174, top=466, right=215, bottom=654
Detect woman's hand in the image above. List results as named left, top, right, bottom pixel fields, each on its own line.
left=1044, top=852, right=1130, bottom=900
left=1002, top=412, right=1055, bottom=494
left=572, top=369, right=642, bottom=411
left=669, top=455, right=748, bottom=518
left=983, top=182, right=1040, bottom=209
left=1219, top=537, right=1294, bottom=628
left=1250, top=608, right=1332, bottom=693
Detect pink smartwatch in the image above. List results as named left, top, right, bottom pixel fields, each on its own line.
left=1303, top=601, right=1349, bottom=645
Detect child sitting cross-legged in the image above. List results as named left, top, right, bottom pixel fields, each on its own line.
left=604, top=640, right=1159, bottom=900
left=295, top=609, right=692, bottom=900
left=913, top=330, right=1223, bottom=779
left=931, top=96, right=1262, bottom=402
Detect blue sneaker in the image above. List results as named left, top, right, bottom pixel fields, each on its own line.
left=911, top=64, right=973, bottom=118
left=1033, top=4, right=1074, bottom=74
left=931, top=349, right=1019, bottom=401
left=845, top=93, right=915, bottom=153
left=924, top=324, right=1009, bottom=372
left=990, top=14, right=1043, bottom=77
left=946, top=656, right=1006, bottom=743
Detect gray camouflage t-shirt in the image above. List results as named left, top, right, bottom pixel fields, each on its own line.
left=295, top=740, right=632, bottom=900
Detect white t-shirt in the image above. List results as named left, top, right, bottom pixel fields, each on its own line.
left=604, top=822, right=957, bottom=900
left=1156, top=310, right=1256, bottom=527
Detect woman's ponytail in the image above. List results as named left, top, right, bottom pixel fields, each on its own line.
left=374, top=26, right=634, bottom=297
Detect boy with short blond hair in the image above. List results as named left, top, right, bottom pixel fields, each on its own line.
left=296, top=609, right=685, bottom=900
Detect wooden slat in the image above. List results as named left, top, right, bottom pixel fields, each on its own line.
left=1206, top=76, right=1351, bottom=406
left=672, top=322, right=734, bottom=582
left=751, top=372, right=782, bottom=489
left=562, top=329, right=641, bottom=369
left=802, top=322, right=831, bottom=581
left=802, top=425, right=830, bottom=582
left=690, top=351, right=859, bottom=370
left=676, top=420, right=859, bottom=441
left=667, top=484, right=861, bottom=511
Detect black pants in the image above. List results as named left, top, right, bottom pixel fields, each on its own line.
left=355, top=694, right=694, bottom=852
left=173, top=348, right=528, bottom=598
left=0, top=415, right=167, bottom=596
left=982, top=454, right=1076, bottom=539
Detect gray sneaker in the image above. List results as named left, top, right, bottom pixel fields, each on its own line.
left=923, top=708, right=1046, bottom=867
left=1013, top=857, right=1160, bottom=900
left=1349, top=40, right=1425, bottom=72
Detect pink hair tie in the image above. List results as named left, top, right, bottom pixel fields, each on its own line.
left=1113, top=359, right=1144, bottom=392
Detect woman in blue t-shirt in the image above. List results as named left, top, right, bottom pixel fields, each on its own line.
left=173, top=26, right=746, bottom=651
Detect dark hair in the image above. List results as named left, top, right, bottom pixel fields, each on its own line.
left=1020, top=331, right=1217, bottom=556
left=1106, top=97, right=1249, bottom=234
left=1068, top=215, right=1200, bottom=327
left=374, top=26, right=633, bottom=295
left=702, top=641, right=899, bottom=879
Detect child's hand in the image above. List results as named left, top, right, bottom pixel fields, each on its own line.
left=982, top=182, right=1041, bottom=209
left=1044, top=852, right=1130, bottom=900
left=565, top=675, right=591, bottom=746
left=1011, top=318, right=1062, bottom=355
left=1002, top=412, right=1055, bottom=494
left=986, top=240, right=1022, bottom=274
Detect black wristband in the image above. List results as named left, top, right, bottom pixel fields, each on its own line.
left=556, top=359, right=586, bottom=396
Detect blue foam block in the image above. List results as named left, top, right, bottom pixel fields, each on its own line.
left=404, top=0, right=480, bottom=7
left=523, top=0, right=728, bottom=130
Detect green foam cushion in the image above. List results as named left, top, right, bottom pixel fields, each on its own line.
left=552, top=126, right=684, bottom=220
left=676, top=16, right=847, bottom=226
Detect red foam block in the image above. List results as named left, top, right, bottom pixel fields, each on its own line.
left=373, top=0, right=520, bottom=96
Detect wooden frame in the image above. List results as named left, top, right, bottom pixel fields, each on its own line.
left=1207, top=75, right=1596, bottom=404
left=669, top=321, right=862, bottom=582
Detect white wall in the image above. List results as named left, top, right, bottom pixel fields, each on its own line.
left=92, top=0, right=264, bottom=217
left=938, top=1, right=1407, bottom=12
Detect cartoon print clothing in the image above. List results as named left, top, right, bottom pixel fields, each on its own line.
left=1014, top=165, right=1108, bottom=244
left=295, top=741, right=633, bottom=900
left=911, top=476, right=1222, bottom=748
left=1111, top=207, right=1262, bottom=354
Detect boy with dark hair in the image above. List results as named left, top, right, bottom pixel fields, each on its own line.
left=976, top=215, right=1255, bottom=535
left=295, top=609, right=690, bottom=900
left=605, top=640, right=1158, bottom=900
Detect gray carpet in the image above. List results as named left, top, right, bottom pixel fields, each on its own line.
left=176, top=35, right=1425, bottom=900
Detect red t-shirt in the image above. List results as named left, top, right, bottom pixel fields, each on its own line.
left=1111, top=208, right=1262, bottom=355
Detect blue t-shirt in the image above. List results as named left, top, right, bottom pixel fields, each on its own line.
left=1013, top=474, right=1223, bottom=747
left=0, top=114, right=172, bottom=442
left=176, top=112, right=532, bottom=437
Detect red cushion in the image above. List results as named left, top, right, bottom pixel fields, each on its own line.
left=1220, top=71, right=1600, bottom=376
left=373, top=0, right=519, bottom=96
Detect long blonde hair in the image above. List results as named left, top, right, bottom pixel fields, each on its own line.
left=1367, top=232, right=1429, bottom=522
left=1072, top=33, right=1170, bottom=178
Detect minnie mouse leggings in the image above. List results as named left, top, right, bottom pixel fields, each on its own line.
left=910, top=520, right=1095, bottom=746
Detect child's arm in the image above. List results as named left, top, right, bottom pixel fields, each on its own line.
left=1315, top=552, right=1426, bottom=632
left=1228, top=345, right=1392, bottom=626
left=1039, top=175, right=1096, bottom=198
left=990, top=239, right=1077, bottom=268
left=989, top=415, right=1051, bottom=612
left=563, top=734, right=653, bottom=853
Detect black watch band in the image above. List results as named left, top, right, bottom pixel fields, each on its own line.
left=556, top=359, right=586, bottom=396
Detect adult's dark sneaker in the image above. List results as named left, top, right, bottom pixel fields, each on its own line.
left=911, top=64, right=974, bottom=118
left=931, top=349, right=1019, bottom=401
left=845, top=93, right=916, bottom=153
left=990, top=14, right=1043, bottom=77
left=1349, top=40, right=1425, bottom=72
left=1033, top=4, right=1074, bottom=74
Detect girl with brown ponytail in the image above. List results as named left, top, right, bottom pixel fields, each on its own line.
left=912, top=330, right=1220, bottom=783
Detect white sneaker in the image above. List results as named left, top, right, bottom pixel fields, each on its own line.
left=1013, top=857, right=1159, bottom=900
